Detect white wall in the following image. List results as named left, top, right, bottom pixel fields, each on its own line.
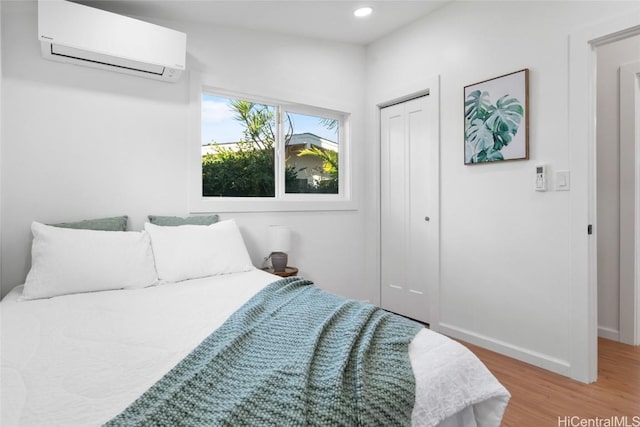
left=365, top=1, right=639, bottom=376
left=0, top=1, right=369, bottom=300
left=596, top=35, right=640, bottom=340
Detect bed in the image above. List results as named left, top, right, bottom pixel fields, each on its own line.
left=0, top=219, right=509, bottom=426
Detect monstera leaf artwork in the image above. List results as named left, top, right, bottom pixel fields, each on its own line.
left=464, top=69, right=529, bottom=164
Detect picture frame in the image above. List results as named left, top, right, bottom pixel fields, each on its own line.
left=464, top=69, right=529, bottom=165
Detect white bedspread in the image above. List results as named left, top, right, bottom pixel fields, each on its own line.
left=1, top=270, right=509, bottom=426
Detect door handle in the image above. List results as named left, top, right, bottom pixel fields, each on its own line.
left=424, top=216, right=430, bottom=221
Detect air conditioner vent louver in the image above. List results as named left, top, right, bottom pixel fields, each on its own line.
left=38, top=0, right=186, bottom=83
left=49, top=44, right=166, bottom=76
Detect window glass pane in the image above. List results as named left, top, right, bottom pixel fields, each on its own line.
left=284, top=112, right=339, bottom=194
left=201, top=94, right=276, bottom=197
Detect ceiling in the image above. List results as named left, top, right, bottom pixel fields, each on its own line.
left=76, top=0, right=449, bottom=45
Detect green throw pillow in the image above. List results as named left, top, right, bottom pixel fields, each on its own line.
left=147, top=214, right=219, bottom=227
left=50, top=216, right=128, bottom=231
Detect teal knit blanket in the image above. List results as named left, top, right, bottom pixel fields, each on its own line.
left=106, top=277, right=423, bottom=426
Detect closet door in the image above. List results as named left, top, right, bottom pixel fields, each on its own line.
left=380, top=95, right=437, bottom=324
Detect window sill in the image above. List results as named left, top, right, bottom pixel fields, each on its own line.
left=188, top=196, right=358, bottom=213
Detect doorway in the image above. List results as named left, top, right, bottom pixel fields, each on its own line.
left=596, top=37, right=640, bottom=346
left=618, top=59, right=640, bottom=345
left=379, top=89, right=440, bottom=325
left=569, top=15, right=640, bottom=382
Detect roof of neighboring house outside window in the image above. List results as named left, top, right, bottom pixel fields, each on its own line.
left=201, top=132, right=337, bottom=156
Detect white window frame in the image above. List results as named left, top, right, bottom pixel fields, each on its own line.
left=188, top=77, right=355, bottom=213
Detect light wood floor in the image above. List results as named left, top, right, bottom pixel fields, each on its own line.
left=461, top=338, right=640, bottom=426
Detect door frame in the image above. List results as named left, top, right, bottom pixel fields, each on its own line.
left=619, top=61, right=640, bottom=345
left=375, top=75, right=441, bottom=328
left=569, top=13, right=640, bottom=382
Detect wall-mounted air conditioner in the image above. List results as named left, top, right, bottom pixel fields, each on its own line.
left=38, top=0, right=187, bottom=82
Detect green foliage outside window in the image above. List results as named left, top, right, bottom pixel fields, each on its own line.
left=202, top=99, right=339, bottom=197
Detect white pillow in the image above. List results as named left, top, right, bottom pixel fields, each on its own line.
left=22, top=222, right=158, bottom=300
left=144, top=219, right=255, bottom=282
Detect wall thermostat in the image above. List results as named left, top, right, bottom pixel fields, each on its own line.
left=535, top=164, right=547, bottom=191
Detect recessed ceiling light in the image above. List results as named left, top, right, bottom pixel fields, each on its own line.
left=354, top=7, right=373, bottom=18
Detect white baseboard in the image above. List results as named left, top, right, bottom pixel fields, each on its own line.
left=597, top=326, right=620, bottom=341
left=436, top=322, right=571, bottom=377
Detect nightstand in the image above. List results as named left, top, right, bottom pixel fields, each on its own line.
left=262, top=266, right=299, bottom=277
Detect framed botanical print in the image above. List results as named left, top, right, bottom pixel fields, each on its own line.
left=464, top=69, right=529, bottom=164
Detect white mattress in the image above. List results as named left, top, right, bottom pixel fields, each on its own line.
left=0, top=269, right=509, bottom=426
